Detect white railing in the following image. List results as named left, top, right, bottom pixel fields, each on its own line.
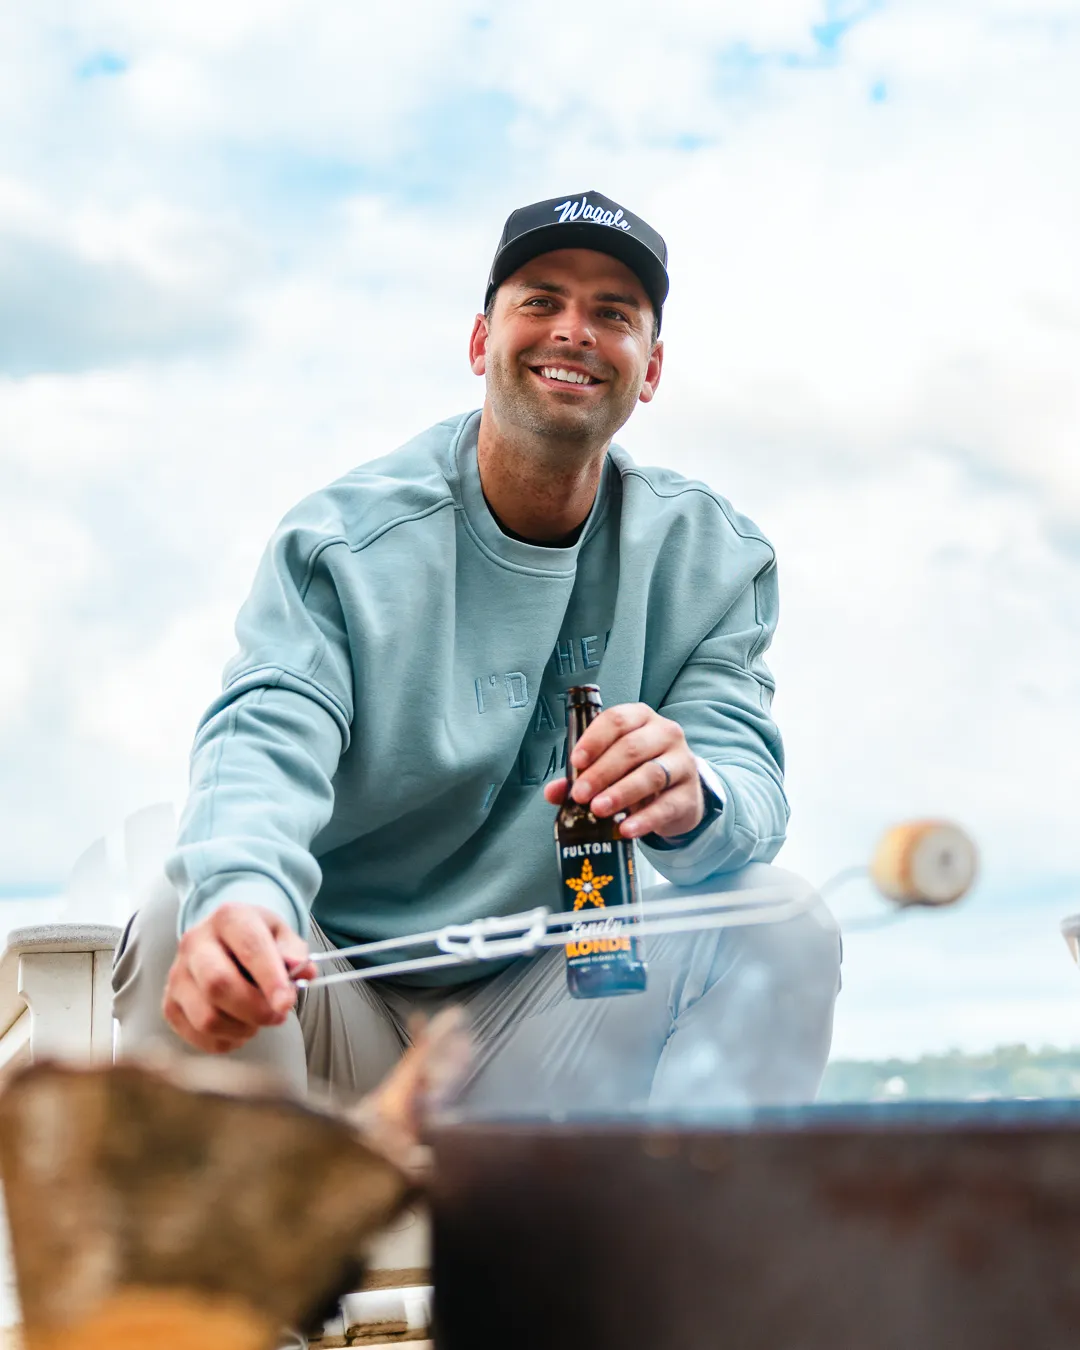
left=0, top=924, right=122, bottom=1079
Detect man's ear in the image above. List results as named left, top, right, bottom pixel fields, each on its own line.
left=638, top=338, right=664, bottom=404
left=469, top=314, right=489, bottom=376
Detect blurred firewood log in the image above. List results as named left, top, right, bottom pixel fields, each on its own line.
left=0, top=1009, right=468, bottom=1350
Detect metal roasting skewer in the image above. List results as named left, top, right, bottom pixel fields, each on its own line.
left=295, top=820, right=979, bottom=990
left=308, top=881, right=794, bottom=963
left=296, top=886, right=810, bottom=989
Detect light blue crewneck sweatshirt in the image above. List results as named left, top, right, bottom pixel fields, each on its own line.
left=167, top=410, right=789, bottom=982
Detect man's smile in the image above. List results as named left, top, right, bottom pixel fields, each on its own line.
left=528, top=363, right=606, bottom=392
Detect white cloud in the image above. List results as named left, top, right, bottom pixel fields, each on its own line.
left=74, top=601, right=237, bottom=764
left=762, top=453, right=1080, bottom=884
left=0, top=504, right=97, bottom=731
left=0, top=178, right=253, bottom=375
left=48, top=0, right=485, bottom=160
left=650, top=38, right=1080, bottom=520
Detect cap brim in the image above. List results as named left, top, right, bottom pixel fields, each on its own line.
left=487, top=221, right=668, bottom=324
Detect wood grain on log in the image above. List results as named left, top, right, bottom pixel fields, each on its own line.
left=0, top=1060, right=412, bottom=1347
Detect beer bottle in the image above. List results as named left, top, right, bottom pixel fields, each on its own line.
left=555, top=685, right=647, bottom=999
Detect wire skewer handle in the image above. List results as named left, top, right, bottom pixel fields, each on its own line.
left=296, top=883, right=805, bottom=990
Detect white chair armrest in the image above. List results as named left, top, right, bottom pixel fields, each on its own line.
left=0, top=924, right=122, bottom=1065
left=2, top=923, right=122, bottom=957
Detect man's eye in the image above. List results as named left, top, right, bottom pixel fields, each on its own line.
left=525, top=297, right=553, bottom=308
left=601, top=309, right=630, bottom=323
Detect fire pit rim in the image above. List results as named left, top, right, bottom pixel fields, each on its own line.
left=430, top=1097, right=1080, bottom=1137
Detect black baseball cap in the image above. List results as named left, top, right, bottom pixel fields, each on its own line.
left=484, top=190, right=669, bottom=333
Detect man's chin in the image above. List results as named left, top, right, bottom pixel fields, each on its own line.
left=515, top=393, right=611, bottom=442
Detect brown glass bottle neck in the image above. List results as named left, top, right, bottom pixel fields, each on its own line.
left=565, top=702, right=599, bottom=787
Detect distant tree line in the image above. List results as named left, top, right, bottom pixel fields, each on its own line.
left=819, top=1045, right=1080, bottom=1102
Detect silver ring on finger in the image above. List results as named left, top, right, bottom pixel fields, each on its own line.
left=652, top=757, right=672, bottom=792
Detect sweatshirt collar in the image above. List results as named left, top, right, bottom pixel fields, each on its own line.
left=453, top=410, right=614, bottom=574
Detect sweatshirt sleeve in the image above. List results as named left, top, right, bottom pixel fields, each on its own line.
left=639, top=550, right=789, bottom=886
left=165, top=521, right=354, bottom=938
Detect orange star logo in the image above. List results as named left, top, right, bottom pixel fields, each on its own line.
left=565, top=856, right=615, bottom=911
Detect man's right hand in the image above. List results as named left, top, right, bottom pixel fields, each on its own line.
left=163, top=903, right=317, bottom=1054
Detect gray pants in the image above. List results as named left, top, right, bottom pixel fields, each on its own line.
left=112, top=863, right=841, bottom=1114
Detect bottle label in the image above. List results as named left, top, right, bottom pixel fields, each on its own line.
left=558, top=840, right=643, bottom=967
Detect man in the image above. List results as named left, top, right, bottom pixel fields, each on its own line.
left=114, top=190, right=841, bottom=1115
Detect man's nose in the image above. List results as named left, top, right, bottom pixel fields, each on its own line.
left=551, top=306, right=596, bottom=347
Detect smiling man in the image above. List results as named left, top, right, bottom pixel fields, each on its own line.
left=114, top=190, right=841, bottom=1118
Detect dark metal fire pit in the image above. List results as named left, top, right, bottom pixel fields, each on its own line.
left=430, top=1101, right=1080, bottom=1350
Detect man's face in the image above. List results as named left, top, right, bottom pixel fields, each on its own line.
left=469, top=248, right=663, bottom=449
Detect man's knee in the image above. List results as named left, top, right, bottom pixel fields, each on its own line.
left=726, top=861, right=842, bottom=997
left=111, top=872, right=182, bottom=1026
left=646, top=860, right=841, bottom=995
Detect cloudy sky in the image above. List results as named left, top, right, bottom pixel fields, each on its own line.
left=1, top=0, right=1078, bottom=1062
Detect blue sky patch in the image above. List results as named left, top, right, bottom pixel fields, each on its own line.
left=391, top=87, right=519, bottom=204
left=211, top=86, right=519, bottom=245
left=76, top=51, right=128, bottom=80
left=249, top=149, right=372, bottom=204
left=812, top=18, right=855, bottom=52
left=0, top=881, right=63, bottom=900
left=714, top=42, right=770, bottom=97
left=716, top=2, right=885, bottom=89
left=812, top=0, right=884, bottom=54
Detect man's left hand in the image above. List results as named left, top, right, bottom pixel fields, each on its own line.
left=542, top=702, right=704, bottom=841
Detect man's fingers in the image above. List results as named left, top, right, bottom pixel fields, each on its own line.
left=164, top=973, right=258, bottom=1055
left=589, top=758, right=676, bottom=819
left=162, top=904, right=312, bottom=1054
left=187, top=939, right=284, bottom=1027
left=266, top=912, right=313, bottom=961
left=568, top=703, right=652, bottom=775
left=544, top=778, right=569, bottom=805
left=618, top=785, right=700, bottom=840
left=266, top=916, right=318, bottom=984
left=217, top=906, right=296, bottom=1016
left=283, top=953, right=318, bottom=983
left=572, top=718, right=681, bottom=804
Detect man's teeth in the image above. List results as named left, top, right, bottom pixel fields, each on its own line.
left=539, top=367, right=598, bottom=385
